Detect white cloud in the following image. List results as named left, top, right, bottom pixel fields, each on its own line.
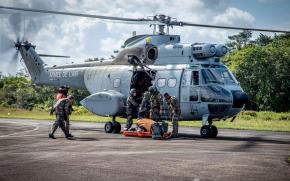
left=213, top=7, right=255, bottom=26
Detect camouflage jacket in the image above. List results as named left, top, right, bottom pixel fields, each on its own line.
left=165, top=96, right=181, bottom=115
left=150, top=92, right=163, bottom=110
left=127, top=95, right=139, bottom=108
left=139, top=91, right=151, bottom=112
left=52, top=98, right=72, bottom=116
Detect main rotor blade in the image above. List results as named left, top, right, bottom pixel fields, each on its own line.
left=0, top=6, right=165, bottom=25
left=38, top=54, right=70, bottom=58
left=172, top=21, right=290, bottom=33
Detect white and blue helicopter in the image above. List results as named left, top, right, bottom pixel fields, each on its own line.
left=1, top=6, right=289, bottom=137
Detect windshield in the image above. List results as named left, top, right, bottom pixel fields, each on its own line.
left=201, top=68, right=236, bottom=84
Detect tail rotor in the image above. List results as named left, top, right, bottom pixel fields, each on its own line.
left=0, top=13, right=26, bottom=74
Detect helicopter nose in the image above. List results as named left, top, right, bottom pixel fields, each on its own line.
left=232, top=91, right=249, bottom=108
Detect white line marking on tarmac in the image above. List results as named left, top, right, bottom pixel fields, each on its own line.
left=0, top=121, right=39, bottom=138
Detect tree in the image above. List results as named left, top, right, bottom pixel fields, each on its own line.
left=0, top=76, right=90, bottom=110
left=225, top=34, right=290, bottom=111
left=226, top=30, right=252, bottom=51
left=255, top=33, right=272, bottom=46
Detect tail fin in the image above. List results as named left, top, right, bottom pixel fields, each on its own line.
left=18, top=42, right=45, bottom=83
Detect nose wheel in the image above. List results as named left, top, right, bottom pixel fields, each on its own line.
left=200, top=125, right=218, bottom=138
left=104, top=116, right=121, bottom=134
left=200, top=115, right=218, bottom=138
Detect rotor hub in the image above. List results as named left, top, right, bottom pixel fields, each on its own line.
left=14, top=41, right=22, bottom=50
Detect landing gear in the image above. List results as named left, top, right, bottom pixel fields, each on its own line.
left=200, top=125, right=210, bottom=138
left=104, top=116, right=121, bottom=134
left=209, top=125, right=218, bottom=138
left=200, top=115, right=218, bottom=138
left=104, top=122, right=114, bottom=133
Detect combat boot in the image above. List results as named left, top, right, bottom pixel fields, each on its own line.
left=48, top=133, right=56, bottom=139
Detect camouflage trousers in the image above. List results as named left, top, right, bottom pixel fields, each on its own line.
left=150, top=108, right=161, bottom=122
left=51, top=114, right=68, bottom=136
left=64, top=115, right=70, bottom=134
left=126, top=106, right=138, bottom=129
left=171, top=113, right=179, bottom=137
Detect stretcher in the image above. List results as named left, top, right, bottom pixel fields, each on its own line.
left=123, top=131, right=152, bottom=138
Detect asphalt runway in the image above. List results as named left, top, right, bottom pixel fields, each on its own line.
left=0, top=119, right=289, bottom=181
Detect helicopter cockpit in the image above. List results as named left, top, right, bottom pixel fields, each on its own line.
left=201, top=66, right=237, bottom=85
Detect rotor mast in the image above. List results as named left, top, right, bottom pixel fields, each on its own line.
left=152, top=15, right=172, bottom=35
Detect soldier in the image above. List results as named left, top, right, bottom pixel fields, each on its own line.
left=54, top=86, right=74, bottom=137
left=125, top=88, right=140, bottom=130
left=148, top=86, right=163, bottom=122
left=49, top=95, right=74, bottom=139
left=138, top=91, right=151, bottom=118
left=164, top=92, right=181, bottom=138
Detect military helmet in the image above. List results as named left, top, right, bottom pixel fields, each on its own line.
left=148, top=86, right=157, bottom=94
left=130, top=88, right=137, bottom=96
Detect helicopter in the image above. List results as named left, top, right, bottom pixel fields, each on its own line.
left=1, top=6, right=289, bottom=138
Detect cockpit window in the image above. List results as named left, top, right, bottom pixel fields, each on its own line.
left=201, top=68, right=235, bottom=84
left=191, top=71, right=199, bottom=85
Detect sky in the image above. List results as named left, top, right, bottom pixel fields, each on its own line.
left=0, top=0, right=289, bottom=75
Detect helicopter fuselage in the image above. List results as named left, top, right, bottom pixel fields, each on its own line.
left=18, top=34, right=247, bottom=122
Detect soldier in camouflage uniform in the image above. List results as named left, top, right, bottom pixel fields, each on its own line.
left=49, top=95, right=74, bottom=139
left=164, top=92, right=181, bottom=138
left=125, top=89, right=140, bottom=130
left=148, top=86, right=163, bottom=122
left=138, top=91, right=151, bottom=118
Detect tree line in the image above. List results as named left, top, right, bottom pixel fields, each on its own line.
left=0, top=77, right=89, bottom=110
left=224, top=31, right=290, bottom=112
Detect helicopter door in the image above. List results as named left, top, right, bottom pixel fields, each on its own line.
left=180, top=69, right=201, bottom=119
left=189, top=70, right=201, bottom=119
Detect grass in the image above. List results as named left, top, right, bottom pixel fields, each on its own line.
left=0, top=107, right=290, bottom=132
left=288, top=156, right=290, bottom=164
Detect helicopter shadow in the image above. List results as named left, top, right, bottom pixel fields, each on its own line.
left=65, top=136, right=100, bottom=141
left=177, top=132, right=290, bottom=151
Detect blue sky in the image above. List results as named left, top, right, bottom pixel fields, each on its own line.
left=231, top=0, right=290, bottom=27
left=0, top=0, right=289, bottom=75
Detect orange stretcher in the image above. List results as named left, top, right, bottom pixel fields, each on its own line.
left=123, top=131, right=152, bottom=138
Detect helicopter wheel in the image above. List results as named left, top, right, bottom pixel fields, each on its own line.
left=104, top=122, right=114, bottom=133
left=200, top=125, right=211, bottom=138
left=112, top=121, right=121, bottom=134
left=209, top=125, right=218, bottom=138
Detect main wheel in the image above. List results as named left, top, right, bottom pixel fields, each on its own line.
left=200, top=125, right=210, bottom=138
left=112, top=122, right=121, bottom=133
left=210, top=125, right=218, bottom=138
left=104, top=122, right=114, bottom=133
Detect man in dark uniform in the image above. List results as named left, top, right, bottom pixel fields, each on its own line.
left=49, top=95, right=74, bottom=139
left=164, top=92, right=181, bottom=138
left=54, top=86, right=74, bottom=137
left=138, top=91, right=151, bottom=118
left=125, top=89, right=140, bottom=130
left=148, top=86, right=163, bottom=122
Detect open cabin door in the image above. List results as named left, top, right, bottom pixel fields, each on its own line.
left=153, top=69, right=183, bottom=119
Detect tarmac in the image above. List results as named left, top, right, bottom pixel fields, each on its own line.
left=0, top=118, right=289, bottom=181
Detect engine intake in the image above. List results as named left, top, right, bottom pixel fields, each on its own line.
left=192, top=43, right=216, bottom=58
left=144, top=44, right=158, bottom=64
